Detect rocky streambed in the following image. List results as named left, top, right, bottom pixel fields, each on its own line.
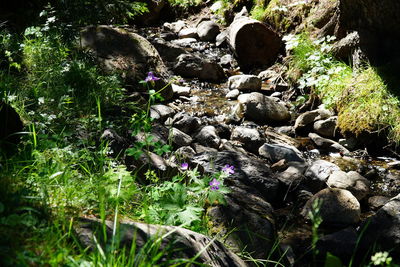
left=75, top=5, right=400, bottom=266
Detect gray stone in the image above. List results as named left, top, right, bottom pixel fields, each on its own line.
left=259, top=143, right=305, bottom=163
left=368, top=195, right=390, bottom=211
left=163, top=20, right=186, bottom=33
left=197, top=21, right=220, bottom=42
left=228, top=75, right=261, bottom=91
left=301, top=188, right=361, bottom=226
left=220, top=54, right=233, bottom=68
left=195, top=126, right=221, bottom=149
left=230, top=126, right=265, bottom=154
left=360, top=194, right=400, bottom=254
left=305, top=159, right=341, bottom=182
left=74, top=217, right=247, bottom=267
left=168, top=113, right=201, bottom=134
left=225, top=89, right=240, bottom=99
left=80, top=26, right=173, bottom=100
left=173, top=54, right=226, bottom=82
left=216, top=31, right=228, bottom=47
left=170, top=127, right=193, bottom=147
left=313, top=116, right=338, bottom=138
left=210, top=1, right=223, bottom=13
left=174, top=146, right=196, bottom=161
left=100, top=129, right=128, bottom=157
left=130, top=150, right=178, bottom=180
left=178, top=28, right=198, bottom=39
left=207, top=184, right=275, bottom=259
left=309, top=133, right=350, bottom=154
left=152, top=39, right=187, bottom=62
left=327, top=170, right=370, bottom=200
left=338, top=137, right=358, bottom=151
left=316, top=227, right=358, bottom=259
left=171, top=84, right=191, bottom=96
left=191, top=151, right=279, bottom=202
left=150, top=104, right=175, bottom=122
left=276, top=162, right=307, bottom=188
left=238, top=92, right=290, bottom=123
left=294, top=109, right=332, bottom=134
left=172, top=38, right=197, bottom=46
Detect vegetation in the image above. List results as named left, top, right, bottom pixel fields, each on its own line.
left=285, top=34, right=400, bottom=144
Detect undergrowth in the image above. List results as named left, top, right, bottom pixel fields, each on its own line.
left=285, top=33, right=400, bottom=145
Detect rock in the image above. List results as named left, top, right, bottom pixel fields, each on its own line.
left=163, top=20, right=186, bottom=33
left=197, top=20, right=220, bottom=42
left=216, top=31, right=228, bottom=47
left=225, top=89, right=240, bottom=100
left=207, top=183, right=275, bottom=259
left=327, top=170, right=370, bottom=200
left=259, top=143, right=305, bottom=163
left=368, top=196, right=390, bottom=211
left=178, top=28, right=198, bottom=39
left=159, top=32, right=177, bottom=41
left=270, top=92, right=282, bottom=98
left=100, top=129, right=128, bottom=157
left=228, top=75, right=261, bottom=91
left=173, top=54, right=226, bottom=82
left=338, top=137, right=358, bottom=151
left=128, top=150, right=178, bottom=182
left=174, top=146, right=196, bottom=162
left=195, top=126, right=221, bottom=149
left=167, top=113, right=201, bottom=135
left=264, top=129, right=299, bottom=148
left=301, top=188, right=361, bottom=226
left=210, top=1, right=223, bottom=13
left=193, top=143, right=218, bottom=154
left=191, top=151, right=279, bottom=202
left=80, top=26, right=170, bottom=95
left=170, top=127, right=193, bottom=148
left=150, top=104, right=175, bottom=122
left=172, top=84, right=191, bottom=96
left=152, top=38, right=187, bottom=62
left=313, top=116, right=338, bottom=138
left=74, top=217, right=247, bottom=266
left=172, top=38, right=198, bottom=46
left=258, top=69, right=280, bottom=81
left=238, top=92, right=290, bottom=123
left=234, top=6, right=249, bottom=20
left=316, top=227, right=358, bottom=260
left=360, top=194, right=400, bottom=254
left=0, top=101, right=23, bottom=152
left=220, top=54, right=233, bottom=68
left=228, top=17, right=282, bottom=70
left=276, top=162, right=307, bottom=188
left=305, top=160, right=341, bottom=190
left=271, top=159, right=288, bottom=172
left=331, top=31, right=361, bottom=62
left=294, top=109, right=332, bottom=135
left=308, top=133, right=350, bottom=154
left=230, top=126, right=265, bottom=154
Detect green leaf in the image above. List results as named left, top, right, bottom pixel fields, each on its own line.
left=177, top=206, right=202, bottom=224
left=324, top=252, right=342, bottom=267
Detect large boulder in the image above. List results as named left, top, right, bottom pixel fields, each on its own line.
left=80, top=26, right=173, bottom=99
left=360, top=194, right=400, bottom=254
left=191, top=151, right=279, bottom=202
left=228, top=17, right=282, bottom=69
left=207, top=183, right=276, bottom=259
left=173, top=54, right=226, bottom=82
left=238, top=92, right=290, bottom=123
left=301, top=188, right=361, bottom=227
left=74, top=217, right=247, bottom=266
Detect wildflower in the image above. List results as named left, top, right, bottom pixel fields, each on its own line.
left=181, top=162, right=189, bottom=170
left=144, top=72, right=160, bottom=82
left=209, top=178, right=220, bottom=190
left=222, top=164, right=235, bottom=175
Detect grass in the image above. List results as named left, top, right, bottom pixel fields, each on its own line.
left=287, top=34, right=400, bottom=145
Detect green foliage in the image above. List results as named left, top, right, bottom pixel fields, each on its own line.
left=168, top=0, right=203, bottom=8
left=286, top=34, right=400, bottom=144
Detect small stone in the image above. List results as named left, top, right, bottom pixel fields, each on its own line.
left=313, top=116, right=338, bottom=138
left=259, top=143, right=305, bottom=163
left=197, top=21, right=220, bottom=42
left=225, top=89, right=240, bottom=99
left=170, top=127, right=193, bottom=147
left=172, top=84, right=191, bottom=96
left=195, top=126, right=221, bottom=149
left=327, top=170, right=370, bottom=200
left=294, top=109, right=333, bottom=135
left=150, top=104, right=175, bottom=122
left=178, top=28, right=198, bottom=39
left=368, top=196, right=390, bottom=211
left=228, top=75, right=261, bottom=91
left=309, top=133, right=350, bottom=154
left=231, top=126, right=265, bottom=154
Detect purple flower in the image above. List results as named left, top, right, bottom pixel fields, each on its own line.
left=181, top=162, right=189, bottom=170
left=209, top=178, right=220, bottom=191
left=222, top=164, right=235, bottom=175
left=144, top=72, right=160, bottom=82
